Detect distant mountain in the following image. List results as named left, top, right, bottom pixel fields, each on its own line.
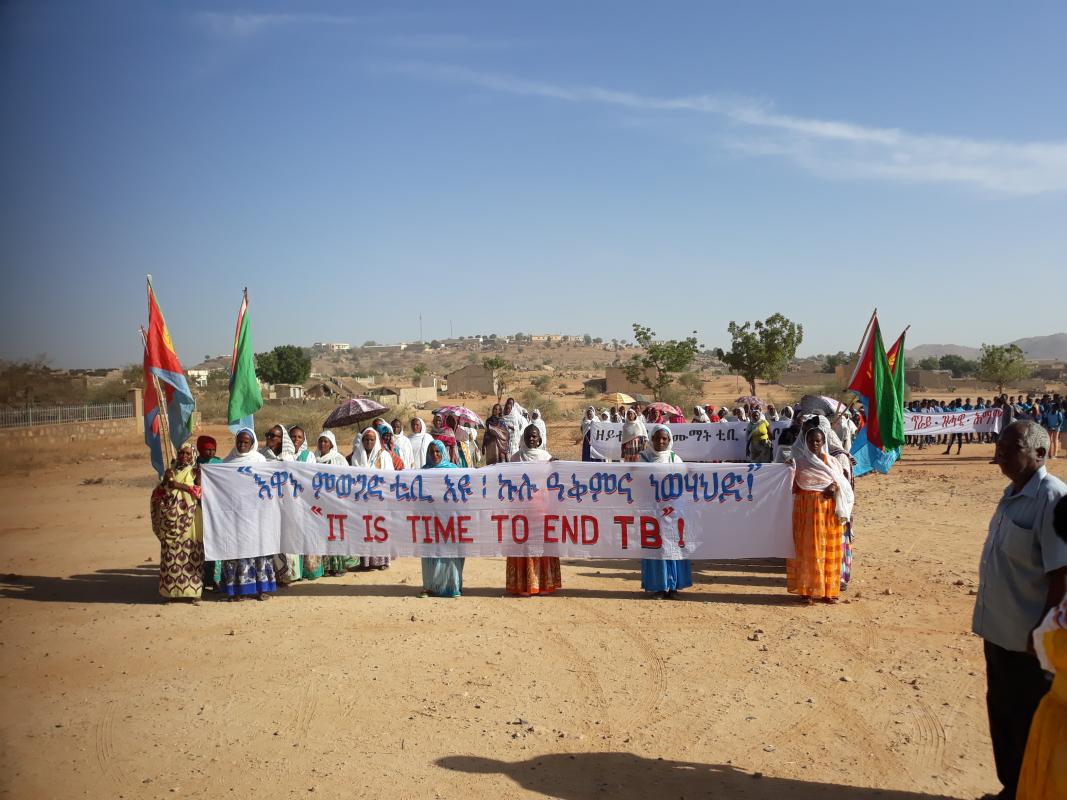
left=1010, top=333, right=1067, bottom=361
left=905, top=343, right=981, bottom=361
left=905, top=333, right=1067, bottom=363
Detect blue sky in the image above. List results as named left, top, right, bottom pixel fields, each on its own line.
left=2, top=1, right=1065, bottom=368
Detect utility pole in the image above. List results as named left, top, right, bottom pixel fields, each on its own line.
left=419, top=314, right=423, bottom=342
left=450, top=320, right=453, bottom=338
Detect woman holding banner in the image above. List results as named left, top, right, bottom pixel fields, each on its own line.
left=352, top=427, right=394, bottom=570
left=483, top=404, right=511, bottom=465
left=787, top=418, right=854, bottom=604
left=150, top=441, right=204, bottom=602
left=220, top=429, right=276, bottom=601
left=639, top=425, right=692, bottom=599
left=310, top=431, right=349, bottom=578
left=419, top=441, right=465, bottom=598
left=621, top=408, right=648, bottom=462
left=505, top=425, right=562, bottom=596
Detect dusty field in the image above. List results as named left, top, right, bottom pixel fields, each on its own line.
left=2, top=427, right=1063, bottom=800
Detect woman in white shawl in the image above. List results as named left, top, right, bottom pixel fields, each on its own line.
left=505, top=425, right=562, bottom=596
left=389, top=419, right=415, bottom=469
left=258, top=424, right=303, bottom=583
left=260, top=423, right=296, bottom=462
left=351, top=427, right=393, bottom=569
left=786, top=416, right=854, bottom=604
left=692, top=405, right=711, bottom=424
left=350, top=426, right=396, bottom=471
left=312, top=431, right=350, bottom=576
left=315, top=431, right=348, bottom=467
left=639, top=425, right=692, bottom=598
left=408, top=416, right=433, bottom=469
left=530, top=409, right=548, bottom=450
left=219, top=429, right=276, bottom=600
left=502, top=397, right=527, bottom=458
left=621, top=407, right=648, bottom=462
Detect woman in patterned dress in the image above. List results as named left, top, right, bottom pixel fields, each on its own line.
left=313, top=431, right=349, bottom=577
left=621, top=407, right=648, bottom=462
left=150, top=442, right=204, bottom=602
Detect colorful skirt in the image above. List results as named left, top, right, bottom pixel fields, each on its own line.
left=840, top=522, right=854, bottom=589
left=422, top=557, right=464, bottom=597
left=640, top=559, right=693, bottom=593
left=274, top=554, right=303, bottom=584
left=787, top=490, right=844, bottom=600
left=220, top=557, right=277, bottom=597
left=323, top=556, right=348, bottom=575
left=621, top=437, right=645, bottom=462
left=159, top=537, right=204, bottom=599
left=302, top=556, right=325, bottom=580
left=361, top=556, right=390, bottom=568
left=506, top=557, right=562, bottom=595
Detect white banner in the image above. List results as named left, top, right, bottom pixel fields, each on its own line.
left=587, top=420, right=793, bottom=462
left=201, top=461, right=796, bottom=561
left=903, top=409, right=1003, bottom=435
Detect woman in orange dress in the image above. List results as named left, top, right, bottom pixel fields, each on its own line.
left=505, top=425, right=562, bottom=596
left=786, top=417, right=854, bottom=604
left=1017, top=497, right=1067, bottom=800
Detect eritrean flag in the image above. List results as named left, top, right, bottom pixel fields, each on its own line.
left=227, top=289, right=262, bottom=432
left=847, top=315, right=905, bottom=451
left=142, top=277, right=196, bottom=475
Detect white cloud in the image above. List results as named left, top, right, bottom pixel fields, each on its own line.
left=194, top=11, right=358, bottom=38
left=383, top=62, right=1067, bottom=195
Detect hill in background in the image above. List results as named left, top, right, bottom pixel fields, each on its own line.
left=905, top=332, right=1067, bottom=362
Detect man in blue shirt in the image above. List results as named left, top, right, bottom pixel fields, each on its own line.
left=973, top=421, right=1067, bottom=799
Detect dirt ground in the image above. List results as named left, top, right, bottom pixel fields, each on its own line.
left=1, top=427, right=1063, bottom=800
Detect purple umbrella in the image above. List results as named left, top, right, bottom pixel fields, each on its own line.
left=323, top=397, right=388, bottom=428
left=434, top=405, right=484, bottom=427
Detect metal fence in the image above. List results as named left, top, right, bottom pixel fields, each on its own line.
left=0, top=402, right=135, bottom=429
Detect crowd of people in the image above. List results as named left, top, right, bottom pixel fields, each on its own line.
left=150, top=396, right=861, bottom=606
left=905, top=394, right=1065, bottom=458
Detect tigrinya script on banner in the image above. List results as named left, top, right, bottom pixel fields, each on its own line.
left=201, top=461, right=796, bottom=561
left=903, top=409, right=1003, bottom=435
left=587, top=420, right=793, bottom=462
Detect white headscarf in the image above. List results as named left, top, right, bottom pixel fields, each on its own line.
left=581, top=406, right=597, bottom=435
left=351, top=427, right=395, bottom=471
left=289, top=426, right=316, bottom=464
left=641, top=424, right=682, bottom=463
left=223, top=427, right=267, bottom=464
left=260, top=423, right=296, bottom=461
left=511, top=423, right=553, bottom=462
left=407, top=417, right=433, bottom=469
left=530, top=409, right=548, bottom=448
left=315, top=431, right=348, bottom=467
left=693, top=406, right=710, bottom=423
left=621, top=407, right=648, bottom=445
left=793, top=417, right=854, bottom=520
left=389, top=422, right=416, bottom=469
left=503, top=401, right=526, bottom=457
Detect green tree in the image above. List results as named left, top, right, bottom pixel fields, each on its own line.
left=977, top=344, right=1031, bottom=394
left=718, top=314, right=804, bottom=395
left=822, top=351, right=856, bottom=374
left=482, top=356, right=515, bottom=402
left=583, top=333, right=593, bottom=345
left=412, top=363, right=428, bottom=385
left=623, top=323, right=700, bottom=400
left=917, top=356, right=941, bottom=371
left=938, top=354, right=978, bottom=378
left=254, top=345, right=311, bottom=385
